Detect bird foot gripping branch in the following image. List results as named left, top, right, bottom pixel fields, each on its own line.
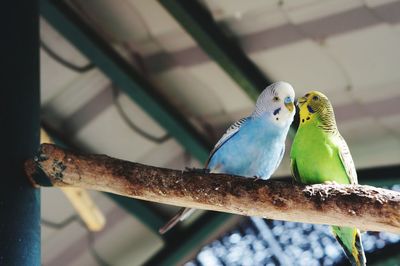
left=25, top=143, right=400, bottom=234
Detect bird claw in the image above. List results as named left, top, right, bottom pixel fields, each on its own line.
left=185, top=167, right=210, bottom=174
left=253, top=176, right=261, bottom=181
left=323, top=181, right=338, bottom=185
left=308, top=186, right=315, bottom=195
left=291, top=178, right=301, bottom=185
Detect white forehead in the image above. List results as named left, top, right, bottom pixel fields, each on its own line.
left=257, top=81, right=295, bottom=103
left=270, top=81, right=295, bottom=98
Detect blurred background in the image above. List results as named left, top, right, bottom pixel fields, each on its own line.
left=40, top=0, right=400, bottom=265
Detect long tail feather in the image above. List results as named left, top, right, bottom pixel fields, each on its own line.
left=159, top=207, right=195, bottom=234
left=332, top=226, right=366, bottom=266
left=353, top=230, right=366, bottom=266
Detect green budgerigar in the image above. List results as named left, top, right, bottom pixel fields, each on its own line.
left=290, top=91, right=366, bottom=266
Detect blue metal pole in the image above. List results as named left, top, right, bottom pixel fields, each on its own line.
left=0, top=0, right=40, bottom=265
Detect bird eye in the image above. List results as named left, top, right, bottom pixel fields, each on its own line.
left=273, top=96, right=280, bottom=102
left=312, top=95, right=319, bottom=101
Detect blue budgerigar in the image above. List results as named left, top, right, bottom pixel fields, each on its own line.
left=159, top=81, right=296, bottom=234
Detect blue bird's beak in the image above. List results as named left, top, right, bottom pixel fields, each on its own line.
left=284, top=97, right=294, bottom=112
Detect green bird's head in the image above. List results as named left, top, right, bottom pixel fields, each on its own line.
left=297, top=91, right=337, bottom=131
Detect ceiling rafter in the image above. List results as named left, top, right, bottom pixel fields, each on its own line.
left=41, top=0, right=212, bottom=163
left=159, top=0, right=272, bottom=102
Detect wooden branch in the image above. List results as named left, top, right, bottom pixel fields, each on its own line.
left=25, top=144, right=400, bottom=234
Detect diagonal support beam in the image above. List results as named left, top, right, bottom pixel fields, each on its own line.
left=41, top=128, right=106, bottom=231
left=159, top=0, right=272, bottom=101
left=159, top=0, right=301, bottom=133
left=41, top=123, right=166, bottom=235
left=40, top=0, right=212, bottom=162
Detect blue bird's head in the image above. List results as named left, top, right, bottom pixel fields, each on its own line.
left=252, top=81, right=296, bottom=127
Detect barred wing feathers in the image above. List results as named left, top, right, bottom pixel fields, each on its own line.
left=205, top=117, right=248, bottom=168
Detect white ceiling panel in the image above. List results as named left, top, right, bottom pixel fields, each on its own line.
left=42, top=221, right=88, bottom=266
left=249, top=40, right=350, bottom=104
left=70, top=0, right=149, bottom=43
left=379, top=114, right=400, bottom=135
left=186, top=62, right=254, bottom=113
left=339, top=117, right=400, bottom=167
left=42, top=69, right=109, bottom=131
left=327, top=24, right=400, bottom=91
left=202, top=0, right=279, bottom=21
left=283, top=0, right=363, bottom=24
left=89, top=216, right=163, bottom=266
left=40, top=19, right=92, bottom=104
left=365, top=0, right=399, bottom=8
left=224, top=7, right=287, bottom=36
left=73, top=105, right=159, bottom=162
left=153, top=68, right=221, bottom=116
left=127, top=0, right=197, bottom=52
left=352, top=136, right=400, bottom=167
left=153, top=62, right=254, bottom=118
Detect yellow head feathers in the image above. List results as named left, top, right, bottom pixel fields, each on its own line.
left=297, top=91, right=337, bottom=130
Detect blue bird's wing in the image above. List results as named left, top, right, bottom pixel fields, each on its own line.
left=275, top=145, right=285, bottom=173
left=205, top=117, right=249, bottom=168
left=159, top=117, right=248, bottom=234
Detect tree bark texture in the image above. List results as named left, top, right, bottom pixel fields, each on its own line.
left=25, top=144, right=400, bottom=234
left=40, top=128, right=105, bottom=231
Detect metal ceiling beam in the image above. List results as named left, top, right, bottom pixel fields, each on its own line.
left=145, top=212, right=232, bottom=266
left=0, top=0, right=40, bottom=264
left=40, top=0, right=212, bottom=163
left=357, top=164, right=400, bottom=187
left=158, top=0, right=301, bottom=135
left=159, top=0, right=272, bottom=101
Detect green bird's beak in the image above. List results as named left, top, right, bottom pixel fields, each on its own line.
left=297, top=96, right=307, bottom=106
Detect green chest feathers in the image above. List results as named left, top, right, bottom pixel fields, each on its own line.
left=291, top=124, right=350, bottom=184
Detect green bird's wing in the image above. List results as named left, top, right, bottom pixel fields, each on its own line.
left=290, top=158, right=301, bottom=183
left=335, top=135, right=366, bottom=266
left=337, top=134, right=358, bottom=185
